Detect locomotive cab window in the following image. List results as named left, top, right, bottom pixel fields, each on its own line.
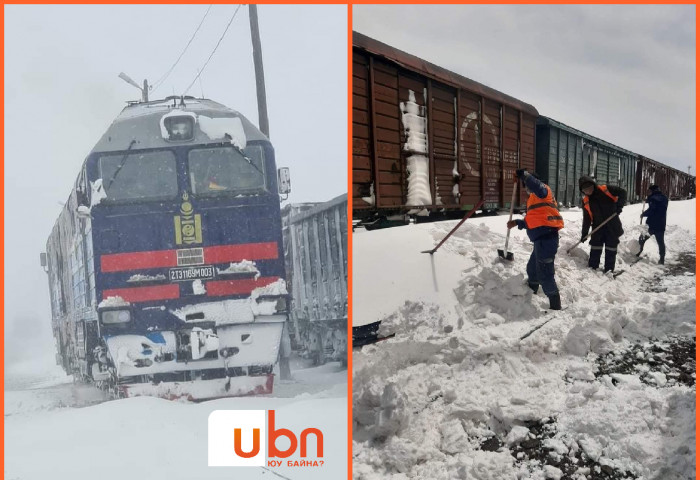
left=188, top=145, right=266, bottom=196
left=98, top=150, right=178, bottom=202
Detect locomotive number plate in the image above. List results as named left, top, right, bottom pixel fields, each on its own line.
left=169, top=265, right=215, bottom=282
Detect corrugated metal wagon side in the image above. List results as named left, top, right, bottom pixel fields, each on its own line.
left=636, top=156, right=696, bottom=200
left=282, top=194, right=348, bottom=365
left=536, top=117, right=638, bottom=205
left=352, top=32, right=539, bottom=224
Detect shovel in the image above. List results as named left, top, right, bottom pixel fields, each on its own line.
left=421, top=198, right=485, bottom=254
left=566, top=212, right=618, bottom=254
left=498, top=177, right=519, bottom=261
left=636, top=203, right=648, bottom=256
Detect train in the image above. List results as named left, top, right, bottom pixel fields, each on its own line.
left=281, top=194, right=348, bottom=366
left=536, top=117, right=695, bottom=205
left=41, top=96, right=293, bottom=400
left=352, top=31, right=695, bottom=226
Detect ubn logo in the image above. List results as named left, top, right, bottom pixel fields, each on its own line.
left=208, top=410, right=324, bottom=467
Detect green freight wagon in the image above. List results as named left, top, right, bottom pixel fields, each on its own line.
left=536, top=117, right=638, bottom=205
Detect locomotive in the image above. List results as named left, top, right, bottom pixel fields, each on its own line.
left=41, top=96, right=292, bottom=400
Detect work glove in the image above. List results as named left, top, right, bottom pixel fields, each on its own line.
left=507, top=220, right=517, bottom=229
left=616, top=207, right=623, bottom=215
left=580, top=235, right=587, bottom=244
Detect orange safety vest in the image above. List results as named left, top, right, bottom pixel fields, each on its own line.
left=582, top=185, right=618, bottom=221
left=525, top=185, right=564, bottom=230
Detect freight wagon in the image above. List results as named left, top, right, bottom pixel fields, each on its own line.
left=353, top=33, right=695, bottom=222
left=282, top=194, right=348, bottom=365
left=353, top=31, right=538, bottom=227
left=535, top=117, right=639, bottom=205
left=41, top=96, right=292, bottom=400
left=636, top=156, right=695, bottom=200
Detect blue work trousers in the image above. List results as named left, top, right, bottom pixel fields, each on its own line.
left=526, top=234, right=559, bottom=296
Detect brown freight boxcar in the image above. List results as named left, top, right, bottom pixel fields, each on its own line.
left=636, top=156, right=695, bottom=200
left=353, top=31, right=539, bottom=225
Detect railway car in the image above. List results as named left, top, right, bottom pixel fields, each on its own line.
left=281, top=194, right=348, bottom=365
left=636, top=155, right=695, bottom=200
left=353, top=31, right=539, bottom=227
left=41, top=96, right=292, bottom=400
left=535, top=116, right=639, bottom=205
left=352, top=33, right=695, bottom=224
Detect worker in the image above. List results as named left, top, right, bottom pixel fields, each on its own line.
left=507, top=169, right=564, bottom=310
left=578, top=175, right=627, bottom=273
left=639, top=184, right=668, bottom=264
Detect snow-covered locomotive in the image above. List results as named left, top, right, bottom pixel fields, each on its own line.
left=41, top=96, right=292, bottom=400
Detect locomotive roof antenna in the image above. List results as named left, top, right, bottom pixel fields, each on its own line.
left=198, top=71, right=205, bottom=99
left=118, top=72, right=149, bottom=102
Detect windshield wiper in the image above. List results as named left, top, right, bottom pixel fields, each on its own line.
left=225, top=134, right=264, bottom=177
left=105, top=139, right=137, bottom=190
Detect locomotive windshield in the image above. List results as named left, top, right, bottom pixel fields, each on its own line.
left=99, top=150, right=178, bottom=202
left=188, top=145, right=266, bottom=196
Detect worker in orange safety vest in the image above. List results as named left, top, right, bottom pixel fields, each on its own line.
left=578, top=175, right=627, bottom=273
left=507, top=169, right=564, bottom=310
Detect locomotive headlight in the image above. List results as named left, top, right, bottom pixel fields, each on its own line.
left=101, top=309, right=131, bottom=324
left=219, top=347, right=240, bottom=358
left=161, top=115, right=195, bottom=142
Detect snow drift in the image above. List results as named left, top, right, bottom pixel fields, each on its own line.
left=353, top=200, right=695, bottom=479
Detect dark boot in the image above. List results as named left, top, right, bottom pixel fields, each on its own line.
left=528, top=282, right=540, bottom=294
left=548, top=293, right=562, bottom=310
left=659, top=256, right=665, bottom=265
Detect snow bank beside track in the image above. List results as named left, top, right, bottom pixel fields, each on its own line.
left=353, top=200, right=695, bottom=479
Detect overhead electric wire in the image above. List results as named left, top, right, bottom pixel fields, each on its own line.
left=151, top=4, right=213, bottom=93
left=183, top=4, right=242, bottom=96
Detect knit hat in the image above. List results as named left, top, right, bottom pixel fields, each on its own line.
left=578, top=175, right=596, bottom=192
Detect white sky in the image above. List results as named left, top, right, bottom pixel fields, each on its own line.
left=4, top=5, right=347, bottom=358
left=353, top=4, right=695, bottom=174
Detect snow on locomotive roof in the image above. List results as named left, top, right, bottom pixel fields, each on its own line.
left=90, top=98, right=269, bottom=154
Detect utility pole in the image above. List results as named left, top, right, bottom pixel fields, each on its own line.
left=249, top=5, right=270, bottom=138
left=143, top=79, right=149, bottom=102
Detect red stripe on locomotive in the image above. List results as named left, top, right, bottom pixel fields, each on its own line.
left=203, top=242, right=278, bottom=264
left=101, top=250, right=177, bottom=272
left=205, top=276, right=279, bottom=297
left=102, top=285, right=180, bottom=303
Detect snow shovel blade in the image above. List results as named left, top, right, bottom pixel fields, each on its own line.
left=497, top=249, right=514, bottom=261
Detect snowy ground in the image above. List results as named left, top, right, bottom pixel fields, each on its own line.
left=5, top=354, right=347, bottom=480
left=353, top=200, right=695, bottom=480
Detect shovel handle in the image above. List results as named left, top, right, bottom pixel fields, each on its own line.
left=639, top=202, right=646, bottom=225
left=503, top=177, right=519, bottom=253
left=566, top=212, right=618, bottom=254
left=424, top=198, right=485, bottom=254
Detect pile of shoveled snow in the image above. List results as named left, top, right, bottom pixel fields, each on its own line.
left=353, top=200, right=695, bottom=479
